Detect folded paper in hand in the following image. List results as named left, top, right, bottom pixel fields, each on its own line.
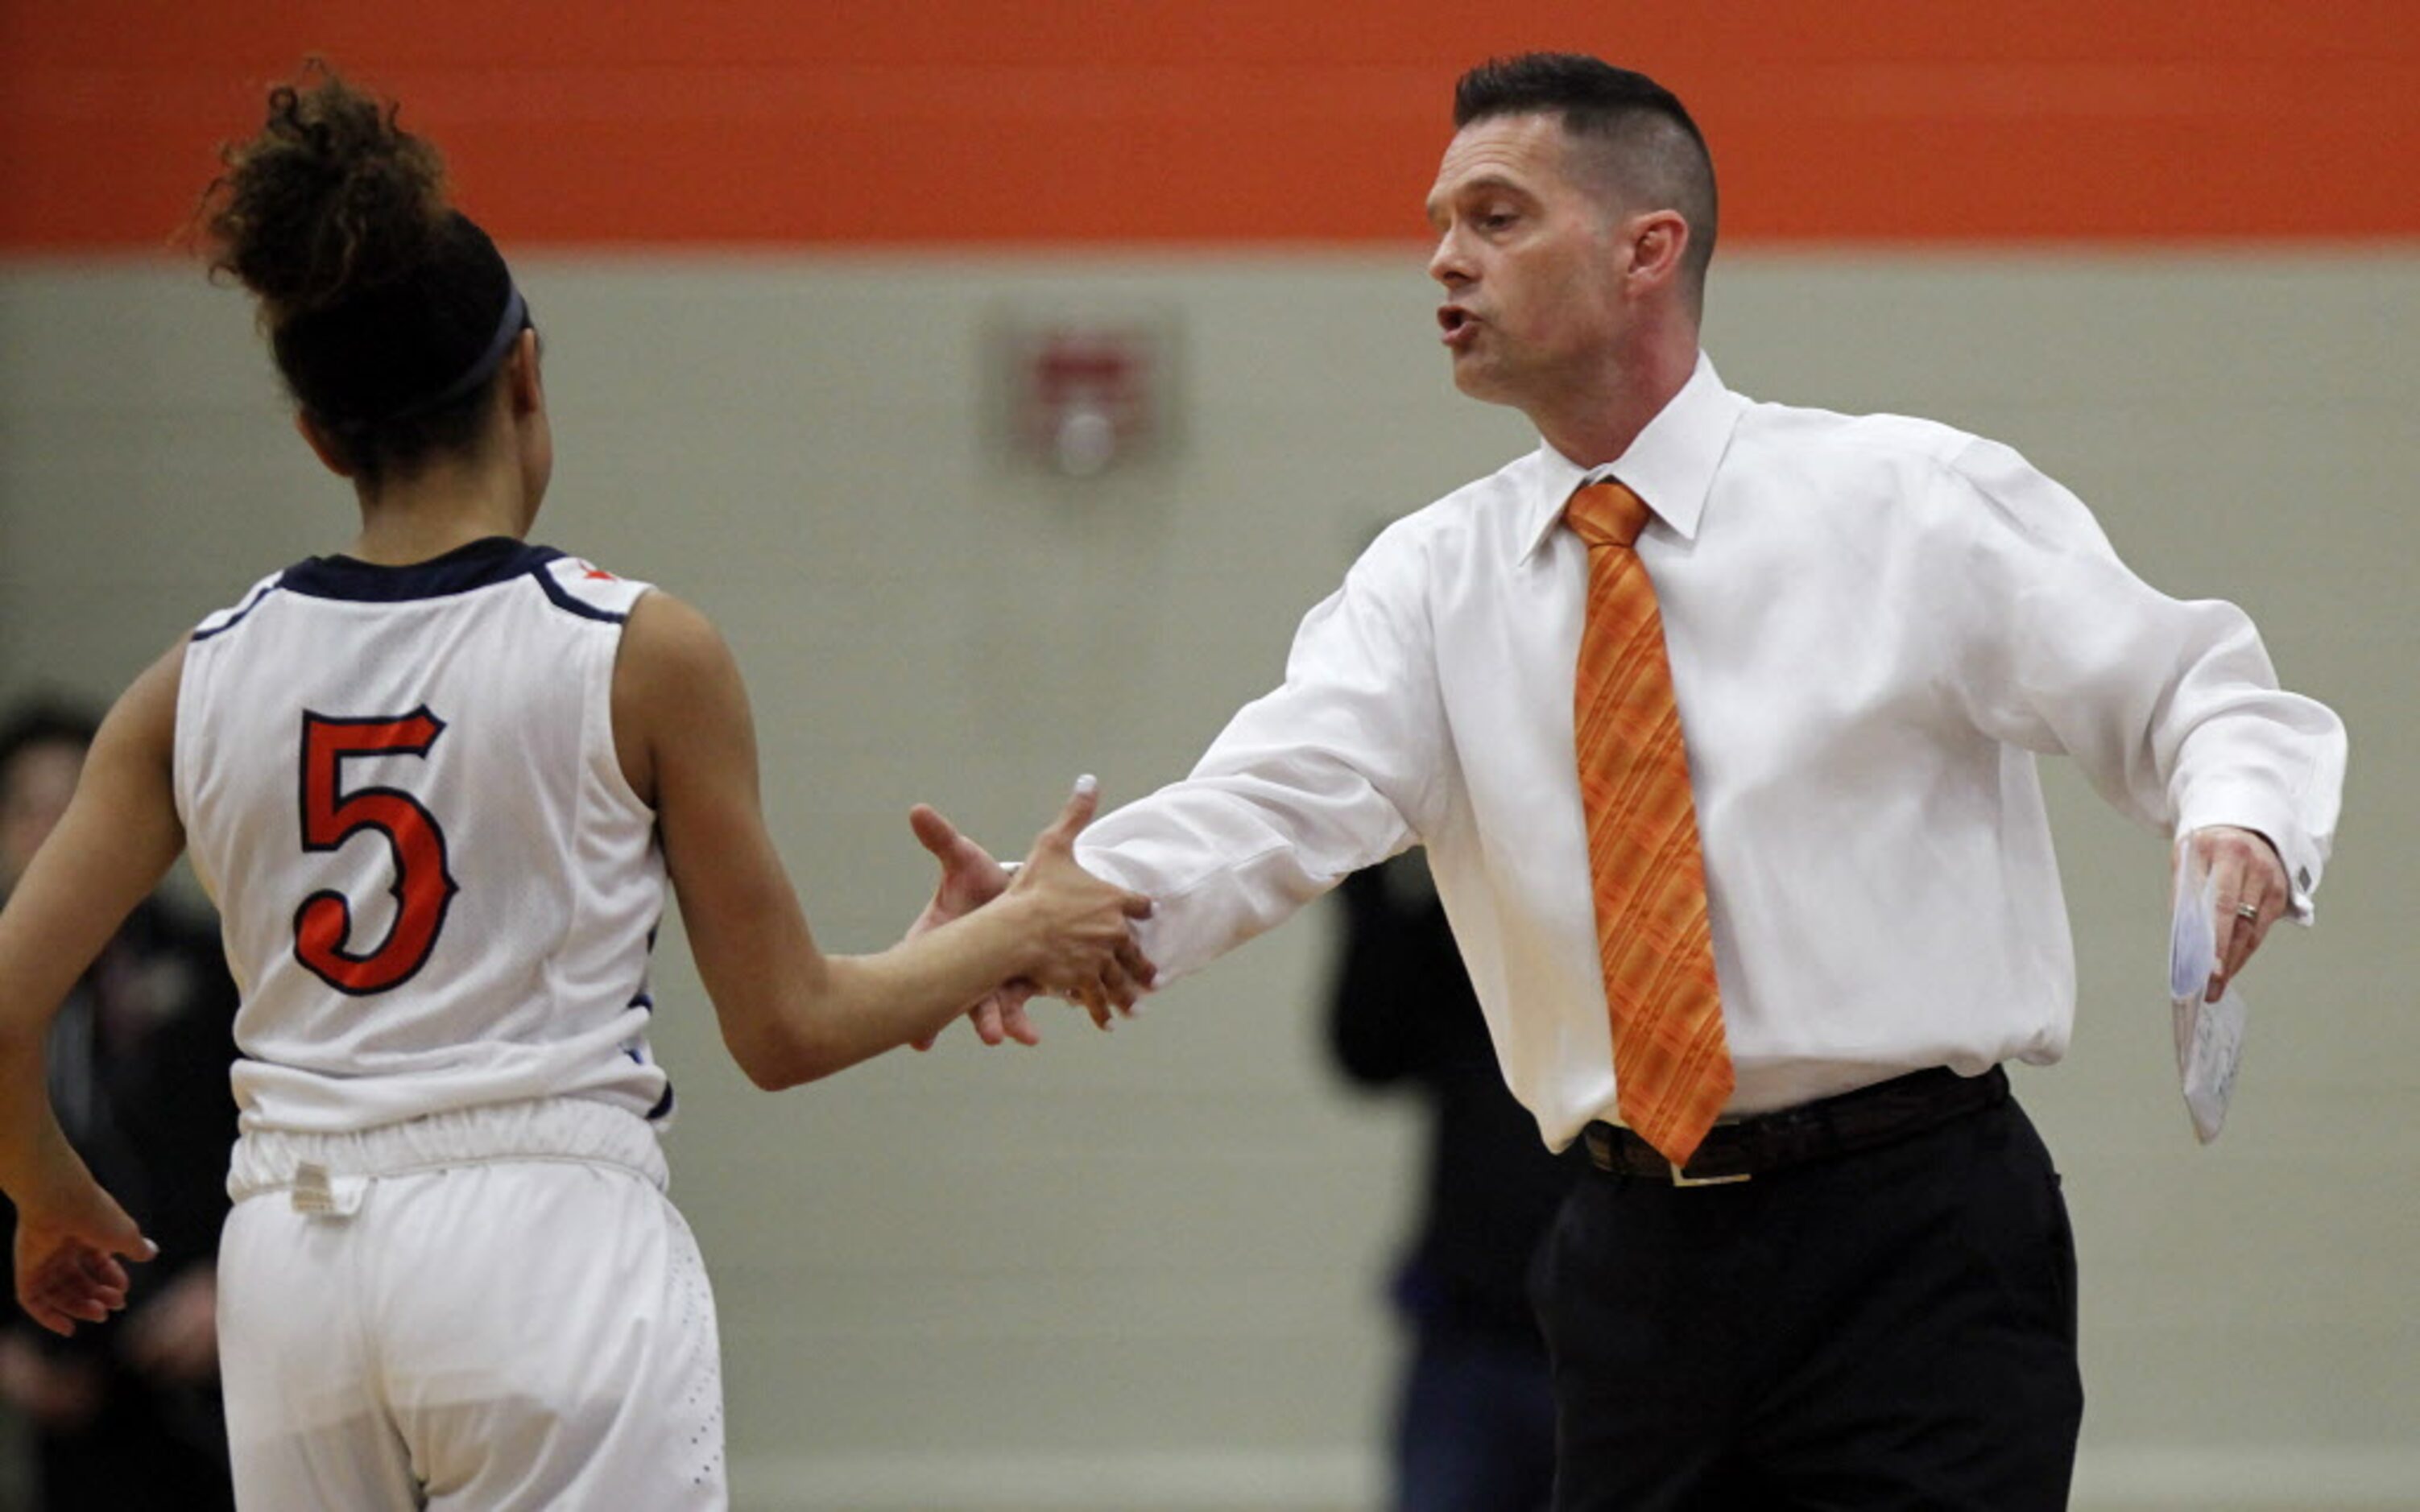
left=2167, top=842, right=2248, bottom=1144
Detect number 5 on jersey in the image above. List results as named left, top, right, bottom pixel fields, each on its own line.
left=296, top=708, right=461, bottom=995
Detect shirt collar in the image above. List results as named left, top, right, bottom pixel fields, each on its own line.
left=1517, top=351, right=1745, bottom=563
left=281, top=536, right=556, bottom=602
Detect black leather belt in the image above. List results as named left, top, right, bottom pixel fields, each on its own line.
left=1582, top=1065, right=2009, bottom=1186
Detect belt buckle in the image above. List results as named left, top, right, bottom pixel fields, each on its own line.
left=1668, top=1157, right=1750, bottom=1188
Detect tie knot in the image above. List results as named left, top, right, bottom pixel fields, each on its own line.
left=1565, top=481, right=1651, bottom=549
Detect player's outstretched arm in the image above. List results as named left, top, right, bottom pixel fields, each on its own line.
left=614, top=592, right=1153, bottom=1089
left=0, top=647, right=183, bottom=1333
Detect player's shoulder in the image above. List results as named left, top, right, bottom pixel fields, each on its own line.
left=615, top=586, right=736, bottom=692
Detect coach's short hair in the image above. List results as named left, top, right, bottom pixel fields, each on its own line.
left=1454, top=54, right=1719, bottom=309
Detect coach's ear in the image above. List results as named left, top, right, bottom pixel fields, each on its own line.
left=293, top=411, right=357, bottom=479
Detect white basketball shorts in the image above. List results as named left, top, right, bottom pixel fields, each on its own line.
left=217, top=1098, right=726, bottom=1510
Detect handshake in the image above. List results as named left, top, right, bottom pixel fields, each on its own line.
left=900, top=776, right=1156, bottom=1051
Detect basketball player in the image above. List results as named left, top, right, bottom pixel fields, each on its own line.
left=0, top=65, right=1152, bottom=1509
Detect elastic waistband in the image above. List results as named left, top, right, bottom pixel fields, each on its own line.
left=229, top=1097, right=668, bottom=1204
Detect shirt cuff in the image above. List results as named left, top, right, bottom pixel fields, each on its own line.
left=2175, top=784, right=2323, bottom=923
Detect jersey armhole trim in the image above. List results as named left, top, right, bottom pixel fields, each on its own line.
left=594, top=585, right=656, bottom=819
left=191, top=581, right=283, bottom=642
left=531, top=561, right=630, bottom=625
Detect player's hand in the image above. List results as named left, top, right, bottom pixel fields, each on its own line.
left=906, top=803, right=1014, bottom=939
left=1004, top=778, right=1156, bottom=1030
left=904, top=803, right=1036, bottom=1048
left=11, top=1171, right=155, bottom=1338
left=2189, top=824, right=2290, bottom=1002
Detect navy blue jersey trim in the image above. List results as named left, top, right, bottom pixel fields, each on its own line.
left=647, top=1083, right=676, bottom=1122
left=528, top=556, right=627, bottom=625
left=280, top=537, right=554, bottom=603
left=190, top=580, right=283, bottom=642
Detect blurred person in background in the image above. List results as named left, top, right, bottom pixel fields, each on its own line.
left=0, top=699, right=239, bottom=1511
left=1327, top=853, right=1578, bottom=1512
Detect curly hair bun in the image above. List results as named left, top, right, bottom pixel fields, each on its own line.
left=205, top=63, right=450, bottom=318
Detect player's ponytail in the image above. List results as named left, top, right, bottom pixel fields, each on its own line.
left=203, top=62, right=531, bottom=485
left=205, top=64, right=449, bottom=318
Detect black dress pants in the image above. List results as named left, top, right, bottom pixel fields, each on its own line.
left=1533, top=1093, right=2082, bottom=1510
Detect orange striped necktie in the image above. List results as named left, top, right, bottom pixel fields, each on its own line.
left=1566, top=480, right=1734, bottom=1168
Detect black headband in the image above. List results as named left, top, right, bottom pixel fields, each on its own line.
left=275, top=210, right=527, bottom=433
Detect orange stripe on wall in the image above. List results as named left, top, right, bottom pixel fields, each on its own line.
left=6, top=2, right=2418, bottom=251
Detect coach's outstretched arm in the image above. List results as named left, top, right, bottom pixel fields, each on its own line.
left=613, top=591, right=1154, bottom=1090
left=900, top=537, right=1439, bottom=1047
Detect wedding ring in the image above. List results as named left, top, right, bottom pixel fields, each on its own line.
left=2235, top=903, right=2261, bottom=921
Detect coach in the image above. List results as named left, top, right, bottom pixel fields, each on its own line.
left=925, top=52, right=2345, bottom=1508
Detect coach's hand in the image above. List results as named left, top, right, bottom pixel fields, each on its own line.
left=2187, top=824, right=2292, bottom=1003
left=1003, top=781, right=1156, bottom=1030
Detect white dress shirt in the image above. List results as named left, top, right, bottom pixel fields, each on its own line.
left=1078, top=353, right=2346, bottom=1150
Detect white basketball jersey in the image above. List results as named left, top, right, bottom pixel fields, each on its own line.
left=175, top=538, right=671, bottom=1134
